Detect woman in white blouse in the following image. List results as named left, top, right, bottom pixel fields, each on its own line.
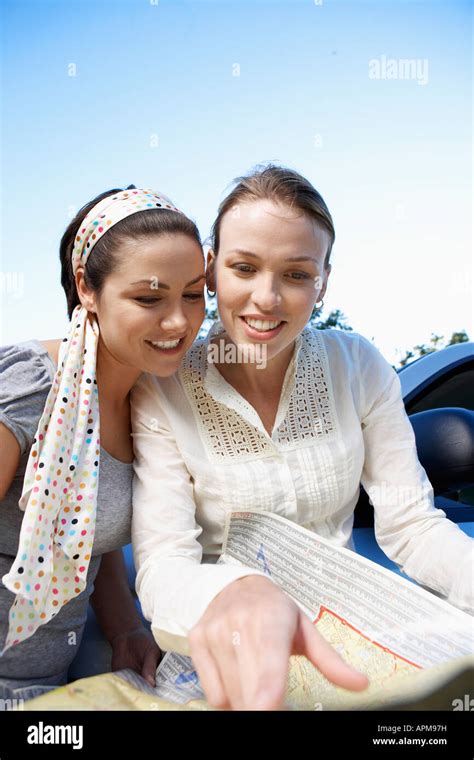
left=131, top=165, right=473, bottom=711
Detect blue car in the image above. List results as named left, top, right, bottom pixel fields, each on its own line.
left=352, top=340, right=474, bottom=569
left=69, top=341, right=474, bottom=682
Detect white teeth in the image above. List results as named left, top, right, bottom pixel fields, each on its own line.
left=149, top=339, right=181, bottom=349
left=244, top=317, right=282, bottom=332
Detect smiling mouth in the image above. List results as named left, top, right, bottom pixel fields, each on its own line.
left=240, top=316, right=286, bottom=333
left=145, top=337, right=185, bottom=352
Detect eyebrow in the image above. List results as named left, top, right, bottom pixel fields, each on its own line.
left=131, top=275, right=206, bottom=290
left=226, top=248, right=318, bottom=263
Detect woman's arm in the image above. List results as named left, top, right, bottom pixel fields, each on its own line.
left=130, top=373, right=368, bottom=709
left=358, top=336, right=474, bottom=613
left=130, top=373, right=272, bottom=652
left=0, top=423, right=21, bottom=501
left=90, top=549, right=143, bottom=641
left=90, top=549, right=161, bottom=686
left=0, top=340, right=55, bottom=501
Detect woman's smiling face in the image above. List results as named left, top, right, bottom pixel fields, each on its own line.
left=78, top=232, right=206, bottom=377
left=208, top=199, right=331, bottom=363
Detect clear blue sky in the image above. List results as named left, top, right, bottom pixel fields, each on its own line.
left=1, top=0, right=472, bottom=363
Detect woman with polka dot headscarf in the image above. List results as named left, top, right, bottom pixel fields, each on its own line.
left=0, top=185, right=206, bottom=694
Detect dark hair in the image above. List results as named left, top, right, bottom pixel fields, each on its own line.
left=60, top=184, right=202, bottom=319
left=209, top=164, right=335, bottom=268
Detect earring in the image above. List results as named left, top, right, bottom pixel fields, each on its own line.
left=206, top=287, right=216, bottom=298
left=315, top=299, right=324, bottom=309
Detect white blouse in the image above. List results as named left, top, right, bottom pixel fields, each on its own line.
left=130, top=322, right=474, bottom=654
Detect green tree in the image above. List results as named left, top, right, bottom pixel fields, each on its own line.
left=309, top=307, right=353, bottom=331
left=448, top=331, right=470, bottom=345
left=398, top=330, right=470, bottom=367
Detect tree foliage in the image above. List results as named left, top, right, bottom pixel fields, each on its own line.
left=397, top=330, right=470, bottom=367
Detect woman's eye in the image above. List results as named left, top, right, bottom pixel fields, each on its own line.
left=287, top=271, right=311, bottom=280
left=184, top=293, right=204, bottom=301
left=233, top=264, right=255, bottom=274
left=135, top=297, right=161, bottom=305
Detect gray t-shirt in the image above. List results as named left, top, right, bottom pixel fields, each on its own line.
left=0, top=340, right=133, bottom=686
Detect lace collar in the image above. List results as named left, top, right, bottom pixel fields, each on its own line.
left=202, top=319, right=305, bottom=440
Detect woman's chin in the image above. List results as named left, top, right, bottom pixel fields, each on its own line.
left=141, top=347, right=185, bottom=376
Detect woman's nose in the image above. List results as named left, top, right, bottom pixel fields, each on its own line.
left=253, top=275, right=282, bottom=311
left=159, top=304, right=188, bottom=333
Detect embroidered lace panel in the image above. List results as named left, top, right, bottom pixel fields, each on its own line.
left=274, top=328, right=338, bottom=449
left=180, top=328, right=339, bottom=460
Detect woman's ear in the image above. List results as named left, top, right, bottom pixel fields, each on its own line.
left=206, top=249, right=216, bottom=292
left=315, top=263, right=331, bottom=303
left=75, top=268, right=97, bottom=313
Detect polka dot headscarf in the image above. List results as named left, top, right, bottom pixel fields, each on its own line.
left=1, top=188, right=184, bottom=654
left=71, top=187, right=183, bottom=273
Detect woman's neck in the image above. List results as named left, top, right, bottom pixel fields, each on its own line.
left=213, top=333, right=295, bottom=397
left=95, top=339, right=142, bottom=410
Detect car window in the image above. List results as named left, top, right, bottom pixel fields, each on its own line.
left=407, top=365, right=474, bottom=413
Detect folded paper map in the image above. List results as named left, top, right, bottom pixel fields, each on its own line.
left=18, top=510, right=474, bottom=711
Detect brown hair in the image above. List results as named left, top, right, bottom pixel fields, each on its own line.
left=60, top=184, right=202, bottom=319
left=209, top=164, right=335, bottom=268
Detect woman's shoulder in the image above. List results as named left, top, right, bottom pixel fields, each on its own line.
left=0, top=339, right=57, bottom=454
left=306, top=327, right=397, bottom=395
left=303, top=326, right=393, bottom=380
left=37, top=339, right=61, bottom=368
left=0, top=338, right=57, bottom=381
left=130, top=366, right=180, bottom=411
left=304, top=325, right=364, bottom=361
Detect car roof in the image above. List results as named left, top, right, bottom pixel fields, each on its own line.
left=398, top=342, right=474, bottom=398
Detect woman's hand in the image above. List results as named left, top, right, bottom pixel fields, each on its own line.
left=188, top=575, right=369, bottom=710
left=90, top=550, right=162, bottom=686
left=110, top=626, right=162, bottom=687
